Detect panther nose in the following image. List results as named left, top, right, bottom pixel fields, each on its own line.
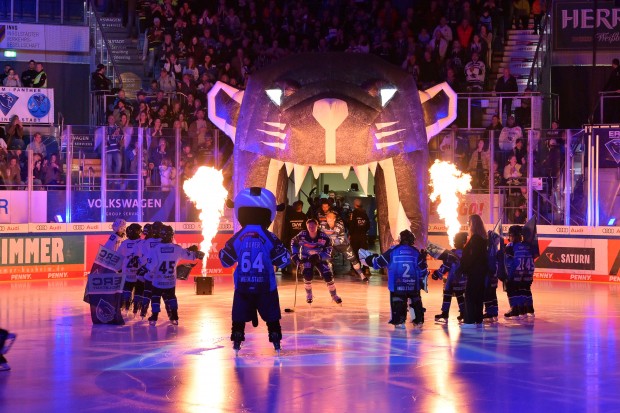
left=312, top=98, right=348, bottom=164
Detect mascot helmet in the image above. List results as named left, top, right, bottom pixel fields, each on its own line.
left=126, top=223, right=142, bottom=240
left=234, top=187, right=277, bottom=228
left=113, top=219, right=127, bottom=234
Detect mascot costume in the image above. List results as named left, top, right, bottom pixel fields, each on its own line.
left=219, top=187, right=291, bottom=356
left=208, top=52, right=456, bottom=251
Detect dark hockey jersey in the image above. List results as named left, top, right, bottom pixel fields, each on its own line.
left=291, top=230, right=333, bottom=262
left=372, top=244, right=429, bottom=292
left=219, top=225, right=290, bottom=294
left=505, top=241, right=535, bottom=282
left=320, top=219, right=349, bottom=246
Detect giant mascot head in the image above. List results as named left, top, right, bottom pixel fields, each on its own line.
left=209, top=53, right=456, bottom=251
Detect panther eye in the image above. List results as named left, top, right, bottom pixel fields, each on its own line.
left=379, top=87, right=397, bottom=107
left=266, top=88, right=283, bottom=106
left=363, top=80, right=397, bottom=107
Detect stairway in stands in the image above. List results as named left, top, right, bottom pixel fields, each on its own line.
left=484, top=23, right=540, bottom=125
left=97, top=15, right=145, bottom=98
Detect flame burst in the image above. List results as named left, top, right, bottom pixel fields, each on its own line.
left=183, top=167, right=228, bottom=270
left=429, top=160, right=472, bottom=247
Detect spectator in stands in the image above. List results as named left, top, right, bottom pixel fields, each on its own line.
left=149, top=137, right=169, bottom=170
left=503, top=154, right=523, bottom=186
left=21, top=60, right=37, bottom=88
left=1, top=156, right=21, bottom=189
left=513, top=0, right=530, bottom=30
left=32, top=154, right=44, bottom=189
left=3, top=68, right=21, bottom=87
left=103, top=114, right=123, bottom=182
left=164, top=53, right=183, bottom=81
left=419, top=49, right=440, bottom=90
left=0, top=66, right=10, bottom=85
left=512, top=138, right=527, bottom=167
left=486, top=114, right=503, bottom=152
left=112, top=99, right=131, bottom=125
left=143, top=17, right=165, bottom=77
left=159, top=157, right=175, bottom=191
left=6, top=116, right=24, bottom=150
left=479, top=25, right=493, bottom=69
left=499, top=115, right=523, bottom=151
left=468, top=138, right=490, bottom=189
left=464, top=51, right=485, bottom=91
left=188, top=109, right=208, bottom=140
left=32, top=63, right=47, bottom=88
left=495, top=67, right=518, bottom=118
left=183, top=56, right=200, bottom=82
left=158, top=68, right=177, bottom=93
left=456, top=18, right=473, bottom=49
left=429, top=29, right=449, bottom=63
left=27, top=132, right=47, bottom=159
left=469, top=34, right=487, bottom=65
left=42, top=153, right=62, bottom=188
left=92, top=64, right=112, bottom=91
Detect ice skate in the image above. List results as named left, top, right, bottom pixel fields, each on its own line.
left=306, top=293, right=314, bottom=304
left=412, top=321, right=424, bottom=329
left=504, top=308, right=521, bottom=320
left=525, top=305, right=535, bottom=318
left=0, top=362, right=10, bottom=371
left=170, top=319, right=179, bottom=326
left=148, top=314, right=158, bottom=326
left=359, top=271, right=369, bottom=283
left=457, top=313, right=464, bottom=323
left=332, top=294, right=343, bottom=305
left=434, top=312, right=449, bottom=323
left=483, top=314, right=498, bottom=323
left=1, top=333, right=17, bottom=355
left=273, top=341, right=281, bottom=356
left=394, top=323, right=406, bottom=329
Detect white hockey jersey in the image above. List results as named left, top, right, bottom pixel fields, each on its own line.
left=116, top=238, right=142, bottom=283
left=145, top=243, right=200, bottom=289
left=139, top=238, right=162, bottom=281
left=103, top=232, right=126, bottom=251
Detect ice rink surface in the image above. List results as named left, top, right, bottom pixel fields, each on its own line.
left=1, top=273, right=619, bottom=413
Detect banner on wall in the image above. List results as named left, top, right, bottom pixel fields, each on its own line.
left=47, top=190, right=176, bottom=223
left=429, top=193, right=499, bottom=225
left=0, top=87, right=55, bottom=124
left=590, top=127, right=620, bottom=167
left=553, top=1, right=620, bottom=51
left=0, top=191, right=47, bottom=224
left=0, top=23, right=89, bottom=52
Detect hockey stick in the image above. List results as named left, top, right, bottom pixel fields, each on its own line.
left=284, top=263, right=299, bottom=313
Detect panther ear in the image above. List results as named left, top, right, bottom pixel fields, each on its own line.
left=207, top=81, right=244, bottom=143
left=419, top=82, right=457, bottom=141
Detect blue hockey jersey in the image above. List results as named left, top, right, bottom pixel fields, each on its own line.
left=372, top=244, right=429, bottom=292
left=505, top=242, right=535, bottom=282
left=219, top=225, right=290, bottom=294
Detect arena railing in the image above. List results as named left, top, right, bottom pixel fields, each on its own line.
left=429, top=127, right=585, bottom=226
left=598, top=92, right=620, bottom=124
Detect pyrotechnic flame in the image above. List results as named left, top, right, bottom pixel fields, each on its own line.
left=429, top=160, right=472, bottom=248
left=183, top=167, right=228, bottom=271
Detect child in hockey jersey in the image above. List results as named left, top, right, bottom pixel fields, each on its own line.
left=138, top=221, right=163, bottom=318
left=504, top=225, right=536, bottom=319
left=432, top=232, right=468, bottom=323
left=144, top=225, right=204, bottom=325
left=116, top=223, right=143, bottom=313
left=362, top=230, right=429, bottom=328
left=104, top=219, right=127, bottom=251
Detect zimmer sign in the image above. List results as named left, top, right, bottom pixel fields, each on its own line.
left=554, top=1, right=620, bottom=51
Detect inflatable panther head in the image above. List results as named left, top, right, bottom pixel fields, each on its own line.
left=209, top=53, right=456, bottom=251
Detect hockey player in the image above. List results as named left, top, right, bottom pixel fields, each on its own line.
left=116, top=223, right=143, bottom=313
left=291, top=218, right=343, bottom=304
left=321, top=212, right=368, bottom=282
left=483, top=230, right=505, bottom=322
left=137, top=221, right=163, bottom=318
left=132, top=223, right=152, bottom=315
left=308, top=198, right=332, bottom=226
left=219, top=187, right=291, bottom=355
left=0, top=328, right=16, bottom=371
left=348, top=199, right=371, bottom=274
left=431, top=232, right=468, bottom=323
left=144, top=225, right=204, bottom=325
left=362, top=230, right=429, bottom=328
left=504, top=225, right=535, bottom=319
left=103, top=218, right=127, bottom=251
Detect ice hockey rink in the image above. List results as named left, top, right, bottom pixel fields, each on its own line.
left=1, top=273, right=619, bottom=413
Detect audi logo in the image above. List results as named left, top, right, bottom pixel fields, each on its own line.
left=183, top=224, right=196, bottom=229
left=555, top=227, right=569, bottom=233
left=36, top=225, right=48, bottom=230
left=602, top=228, right=616, bottom=234
left=73, top=225, right=85, bottom=230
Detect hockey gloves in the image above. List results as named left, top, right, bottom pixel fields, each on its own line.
left=431, top=270, right=442, bottom=280
left=195, top=251, right=206, bottom=260
left=136, top=265, right=148, bottom=277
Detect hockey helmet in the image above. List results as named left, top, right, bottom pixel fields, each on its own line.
left=113, top=218, right=127, bottom=235
left=399, top=229, right=416, bottom=246
left=142, top=223, right=153, bottom=238
left=160, top=225, right=174, bottom=243
left=508, top=225, right=523, bottom=238
left=126, top=223, right=142, bottom=240
left=152, top=221, right=164, bottom=239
